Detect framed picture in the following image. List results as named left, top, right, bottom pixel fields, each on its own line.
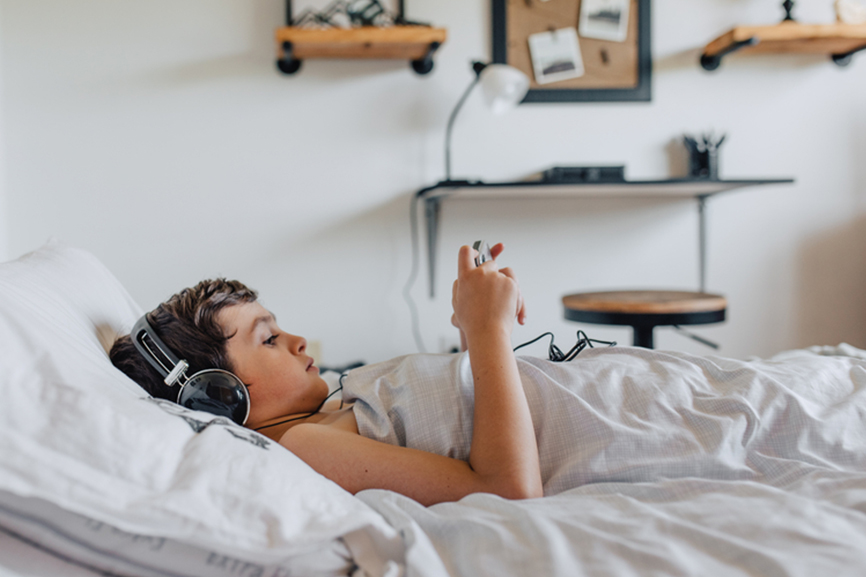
left=492, top=0, right=651, bottom=103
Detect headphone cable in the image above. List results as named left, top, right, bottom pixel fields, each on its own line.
left=403, top=192, right=427, bottom=353
left=253, top=375, right=345, bottom=431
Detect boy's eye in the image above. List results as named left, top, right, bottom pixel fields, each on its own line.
left=264, top=335, right=278, bottom=346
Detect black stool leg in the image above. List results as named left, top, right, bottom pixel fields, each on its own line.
left=632, top=325, right=655, bottom=348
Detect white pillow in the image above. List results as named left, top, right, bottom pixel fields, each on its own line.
left=0, top=240, right=403, bottom=577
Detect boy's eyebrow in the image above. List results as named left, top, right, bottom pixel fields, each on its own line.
left=250, top=312, right=276, bottom=333
left=226, top=310, right=276, bottom=341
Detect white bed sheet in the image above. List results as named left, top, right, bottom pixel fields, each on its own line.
left=360, top=474, right=866, bottom=577
left=344, top=344, right=866, bottom=576
left=0, top=532, right=102, bottom=577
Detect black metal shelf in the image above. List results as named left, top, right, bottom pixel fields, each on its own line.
left=416, top=177, right=794, bottom=297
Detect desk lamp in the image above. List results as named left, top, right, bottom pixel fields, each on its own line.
left=442, top=61, right=529, bottom=184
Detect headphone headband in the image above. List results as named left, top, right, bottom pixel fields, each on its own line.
left=131, top=314, right=187, bottom=386
left=129, top=312, right=251, bottom=425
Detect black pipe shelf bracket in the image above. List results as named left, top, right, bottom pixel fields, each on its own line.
left=277, top=41, right=302, bottom=75
left=276, top=0, right=447, bottom=76
left=700, top=38, right=760, bottom=71
left=832, top=42, right=866, bottom=66
left=411, top=41, right=441, bottom=75
left=700, top=21, right=866, bottom=71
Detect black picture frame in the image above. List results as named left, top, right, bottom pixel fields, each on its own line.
left=491, top=0, right=652, bottom=103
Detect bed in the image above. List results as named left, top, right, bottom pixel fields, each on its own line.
left=1, top=240, right=865, bottom=577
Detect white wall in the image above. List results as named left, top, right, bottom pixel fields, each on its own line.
left=0, top=2, right=6, bottom=262
left=1, top=0, right=864, bottom=366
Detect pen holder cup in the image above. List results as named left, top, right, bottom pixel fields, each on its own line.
left=683, top=132, right=725, bottom=180
left=688, top=148, right=719, bottom=180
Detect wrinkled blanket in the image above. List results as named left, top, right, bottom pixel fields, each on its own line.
left=343, top=345, right=866, bottom=576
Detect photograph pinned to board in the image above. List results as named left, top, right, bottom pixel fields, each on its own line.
left=527, top=27, right=585, bottom=85
left=579, top=0, right=631, bottom=42
left=835, top=0, right=866, bottom=23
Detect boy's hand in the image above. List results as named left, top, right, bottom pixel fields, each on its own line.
left=451, top=243, right=526, bottom=344
left=489, top=243, right=527, bottom=325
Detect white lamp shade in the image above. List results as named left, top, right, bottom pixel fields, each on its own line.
left=478, top=64, right=530, bottom=114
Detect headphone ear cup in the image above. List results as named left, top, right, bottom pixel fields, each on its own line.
left=177, top=369, right=251, bottom=425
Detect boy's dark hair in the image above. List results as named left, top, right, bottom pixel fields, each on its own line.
left=109, top=279, right=258, bottom=400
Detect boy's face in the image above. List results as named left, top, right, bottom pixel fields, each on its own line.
left=219, top=301, right=329, bottom=428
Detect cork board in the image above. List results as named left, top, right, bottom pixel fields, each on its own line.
left=492, top=0, right=651, bottom=102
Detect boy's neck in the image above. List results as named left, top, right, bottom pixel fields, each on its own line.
left=251, top=399, right=347, bottom=442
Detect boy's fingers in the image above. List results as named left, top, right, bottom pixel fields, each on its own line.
left=517, top=298, right=528, bottom=325
left=457, top=245, right=476, bottom=275
left=490, top=242, right=505, bottom=259
left=497, top=267, right=526, bottom=323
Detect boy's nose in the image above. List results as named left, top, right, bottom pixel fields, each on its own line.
left=289, top=334, right=306, bottom=354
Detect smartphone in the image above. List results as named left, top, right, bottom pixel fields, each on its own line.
left=472, top=240, right=492, bottom=267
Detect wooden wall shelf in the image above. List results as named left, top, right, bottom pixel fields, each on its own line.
left=275, top=26, right=447, bottom=75
left=701, top=22, right=866, bottom=70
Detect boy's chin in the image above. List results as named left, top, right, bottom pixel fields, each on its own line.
left=316, top=379, right=332, bottom=403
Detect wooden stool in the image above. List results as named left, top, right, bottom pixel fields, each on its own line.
left=562, top=290, right=727, bottom=349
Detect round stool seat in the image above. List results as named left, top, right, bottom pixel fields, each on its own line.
left=562, top=290, right=727, bottom=348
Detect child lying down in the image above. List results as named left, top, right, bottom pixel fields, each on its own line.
left=110, top=243, right=865, bottom=506
left=111, top=243, right=541, bottom=506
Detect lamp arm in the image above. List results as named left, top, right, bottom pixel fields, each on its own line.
left=444, top=76, right=481, bottom=182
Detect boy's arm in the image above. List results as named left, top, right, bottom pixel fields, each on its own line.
left=452, top=244, right=541, bottom=500
left=281, top=423, right=537, bottom=506
left=281, top=244, right=542, bottom=505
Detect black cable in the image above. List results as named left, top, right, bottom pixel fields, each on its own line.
left=513, top=332, right=555, bottom=352
left=513, top=330, right=616, bottom=362
left=253, top=377, right=345, bottom=431
left=672, top=325, right=720, bottom=349
left=338, top=371, right=348, bottom=408
left=403, top=193, right=427, bottom=353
